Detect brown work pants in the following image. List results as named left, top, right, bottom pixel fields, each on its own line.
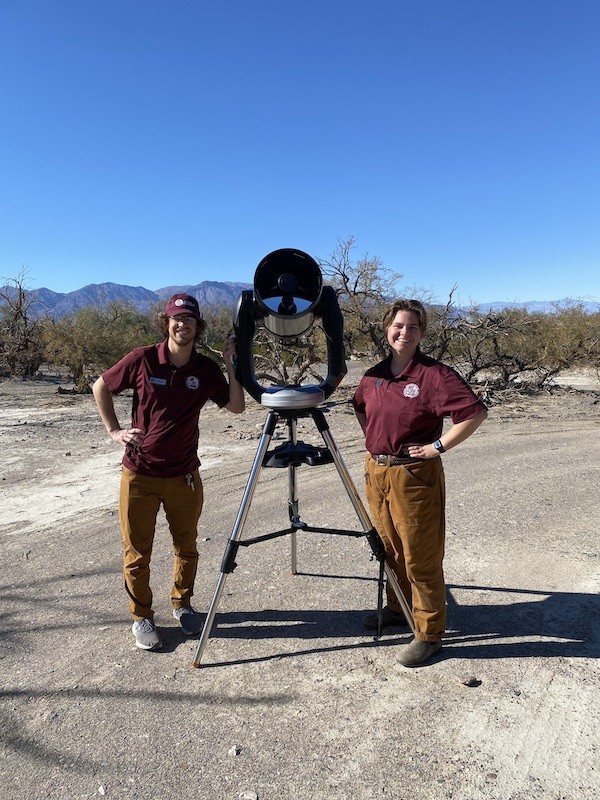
left=364, top=455, right=446, bottom=642
left=119, top=467, right=204, bottom=620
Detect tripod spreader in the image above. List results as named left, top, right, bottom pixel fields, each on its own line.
left=192, top=407, right=414, bottom=668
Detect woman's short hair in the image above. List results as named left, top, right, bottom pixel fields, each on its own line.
left=382, top=299, right=428, bottom=334
left=157, top=312, right=206, bottom=343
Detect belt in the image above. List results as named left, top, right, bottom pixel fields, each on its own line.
left=370, top=453, right=419, bottom=466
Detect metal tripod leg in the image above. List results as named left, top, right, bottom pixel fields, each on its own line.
left=312, top=409, right=415, bottom=634
left=191, top=411, right=278, bottom=668
left=287, top=416, right=305, bottom=575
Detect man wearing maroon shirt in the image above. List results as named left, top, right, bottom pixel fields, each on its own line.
left=93, top=293, right=245, bottom=651
left=352, top=299, right=487, bottom=666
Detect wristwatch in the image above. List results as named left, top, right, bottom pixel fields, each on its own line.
left=433, top=439, right=446, bottom=454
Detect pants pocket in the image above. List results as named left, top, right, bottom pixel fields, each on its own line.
left=404, top=463, right=437, bottom=489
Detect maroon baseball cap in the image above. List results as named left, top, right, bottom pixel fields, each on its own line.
left=165, top=293, right=202, bottom=321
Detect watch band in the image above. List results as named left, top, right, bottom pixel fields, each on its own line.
left=433, top=439, right=445, bottom=454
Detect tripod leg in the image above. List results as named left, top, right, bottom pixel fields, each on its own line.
left=288, top=416, right=298, bottom=574
left=290, top=530, right=297, bottom=574
left=376, top=556, right=385, bottom=639
left=287, top=416, right=306, bottom=574
left=312, top=409, right=415, bottom=635
left=192, top=411, right=278, bottom=668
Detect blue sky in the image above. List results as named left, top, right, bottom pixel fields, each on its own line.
left=1, top=0, right=599, bottom=306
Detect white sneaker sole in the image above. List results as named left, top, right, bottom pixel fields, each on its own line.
left=132, top=622, right=162, bottom=650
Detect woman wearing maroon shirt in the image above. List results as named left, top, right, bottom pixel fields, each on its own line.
left=352, top=299, right=487, bottom=666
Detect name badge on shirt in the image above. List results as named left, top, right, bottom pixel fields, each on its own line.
left=150, top=376, right=167, bottom=386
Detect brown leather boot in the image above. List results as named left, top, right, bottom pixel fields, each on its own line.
left=398, top=638, right=442, bottom=667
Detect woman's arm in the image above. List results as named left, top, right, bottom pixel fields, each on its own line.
left=354, top=410, right=367, bottom=434
left=407, top=410, right=488, bottom=460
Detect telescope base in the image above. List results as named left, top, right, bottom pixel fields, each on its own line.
left=260, top=385, right=325, bottom=409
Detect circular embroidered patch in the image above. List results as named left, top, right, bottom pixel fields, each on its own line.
left=403, top=383, right=420, bottom=398
left=186, top=376, right=200, bottom=390
left=175, top=298, right=184, bottom=306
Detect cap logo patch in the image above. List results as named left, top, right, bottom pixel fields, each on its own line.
left=175, top=298, right=184, bottom=307
left=403, top=383, right=420, bottom=398
left=186, top=376, right=200, bottom=390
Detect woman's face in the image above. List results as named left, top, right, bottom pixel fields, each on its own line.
left=386, top=310, right=423, bottom=360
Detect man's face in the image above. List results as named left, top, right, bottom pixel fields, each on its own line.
left=168, top=314, right=198, bottom=347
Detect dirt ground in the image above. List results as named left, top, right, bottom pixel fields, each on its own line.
left=1, top=363, right=599, bottom=800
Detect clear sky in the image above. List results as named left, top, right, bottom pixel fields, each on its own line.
left=1, top=0, right=599, bottom=306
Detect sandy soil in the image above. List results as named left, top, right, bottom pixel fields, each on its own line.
left=1, top=364, right=599, bottom=800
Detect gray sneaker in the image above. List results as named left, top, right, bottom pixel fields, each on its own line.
left=172, top=606, right=203, bottom=636
left=132, top=618, right=162, bottom=650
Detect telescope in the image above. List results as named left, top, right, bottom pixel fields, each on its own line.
left=192, top=248, right=413, bottom=668
left=233, top=248, right=347, bottom=409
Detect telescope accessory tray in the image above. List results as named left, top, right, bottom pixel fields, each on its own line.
left=263, top=439, right=334, bottom=468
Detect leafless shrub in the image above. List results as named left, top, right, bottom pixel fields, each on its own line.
left=0, top=268, right=45, bottom=378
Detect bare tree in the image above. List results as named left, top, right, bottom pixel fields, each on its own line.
left=319, top=236, right=402, bottom=358
left=251, top=327, right=326, bottom=387
left=405, top=294, right=600, bottom=397
left=0, top=268, right=45, bottom=378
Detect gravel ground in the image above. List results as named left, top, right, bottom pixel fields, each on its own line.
left=1, top=367, right=599, bottom=800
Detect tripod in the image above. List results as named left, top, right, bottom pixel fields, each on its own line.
left=192, top=406, right=414, bottom=668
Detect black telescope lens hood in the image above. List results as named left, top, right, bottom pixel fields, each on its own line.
left=253, top=248, right=322, bottom=317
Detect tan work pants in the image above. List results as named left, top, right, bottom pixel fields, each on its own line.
left=364, top=455, right=446, bottom=642
left=119, top=467, right=204, bottom=620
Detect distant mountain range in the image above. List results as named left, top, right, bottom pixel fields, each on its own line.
left=1, top=280, right=253, bottom=319
left=477, top=299, right=598, bottom=313
left=1, top=280, right=597, bottom=318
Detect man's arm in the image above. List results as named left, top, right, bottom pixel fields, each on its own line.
left=92, top=376, right=144, bottom=448
left=223, top=336, right=245, bottom=414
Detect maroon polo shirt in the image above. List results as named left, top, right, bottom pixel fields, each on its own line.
left=101, top=341, right=231, bottom=477
left=352, top=349, right=487, bottom=456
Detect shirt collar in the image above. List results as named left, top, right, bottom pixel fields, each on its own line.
left=157, top=340, right=170, bottom=365
left=157, top=339, right=199, bottom=370
left=387, top=347, right=424, bottom=380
